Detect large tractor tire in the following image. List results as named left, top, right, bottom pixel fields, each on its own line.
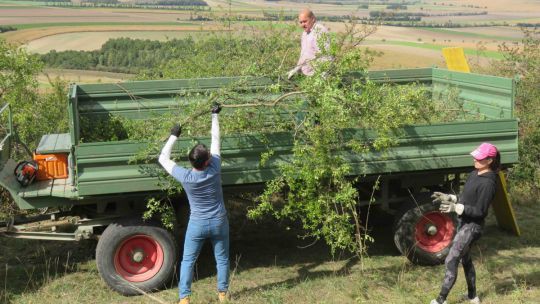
left=393, top=193, right=458, bottom=265
left=96, top=219, right=178, bottom=295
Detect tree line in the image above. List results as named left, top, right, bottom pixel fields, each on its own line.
left=41, top=38, right=186, bottom=74
left=45, top=0, right=209, bottom=9
left=0, top=26, right=16, bottom=33
left=369, top=10, right=488, bottom=21
left=40, top=34, right=297, bottom=77
left=186, top=11, right=501, bottom=28
left=267, top=0, right=420, bottom=4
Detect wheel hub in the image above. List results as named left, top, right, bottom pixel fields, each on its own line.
left=414, top=212, right=455, bottom=253
left=113, top=234, right=164, bottom=282
left=426, top=224, right=438, bottom=236
left=131, top=249, right=145, bottom=263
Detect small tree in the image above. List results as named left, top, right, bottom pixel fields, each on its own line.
left=0, top=39, right=69, bottom=218
left=492, top=28, right=540, bottom=197
left=124, top=22, right=436, bottom=258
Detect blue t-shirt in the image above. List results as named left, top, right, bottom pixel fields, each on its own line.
left=171, top=155, right=226, bottom=219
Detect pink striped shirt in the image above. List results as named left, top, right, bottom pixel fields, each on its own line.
left=297, top=22, right=329, bottom=76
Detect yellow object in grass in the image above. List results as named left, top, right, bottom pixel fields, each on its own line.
left=442, top=47, right=470, bottom=73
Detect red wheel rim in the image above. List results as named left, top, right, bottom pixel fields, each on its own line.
left=414, top=212, right=455, bottom=253
left=114, top=234, right=164, bottom=282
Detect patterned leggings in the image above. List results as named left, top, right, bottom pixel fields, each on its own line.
left=438, top=222, right=483, bottom=302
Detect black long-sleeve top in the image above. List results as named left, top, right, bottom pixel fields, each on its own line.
left=458, top=170, right=497, bottom=225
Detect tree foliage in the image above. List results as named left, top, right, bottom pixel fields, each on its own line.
left=245, top=27, right=435, bottom=255
left=66, top=23, right=480, bottom=255
left=0, top=39, right=61, bottom=151
left=490, top=28, right=540, bottom=196
left=40, top=25, right=297, bottom=77
left=153, top=28, right=298, bottom=79
left=0, top=39, right=69, bottom=218
left=0, top=39, right=69, bottom=153
left=108, top=23, right=443, bottom=255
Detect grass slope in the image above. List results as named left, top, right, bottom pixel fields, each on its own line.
left=1, top=199, right=538, bottom=303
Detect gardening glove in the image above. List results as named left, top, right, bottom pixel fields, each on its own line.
left=211, top=103, right=222, bottom=114
left=287, top=66, right=300, bottom=79
left=431, top=191, right=457, bottom=204
left=170, top=124, right=182, bottom=137
left=439, top=200, right=465, bottom=215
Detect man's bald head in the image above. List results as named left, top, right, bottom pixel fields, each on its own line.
left=298, top=9, right=316, bottom=32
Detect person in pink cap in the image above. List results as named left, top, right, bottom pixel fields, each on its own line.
left=430, top=143, right=501, bottom=304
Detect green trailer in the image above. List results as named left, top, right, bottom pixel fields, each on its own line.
left=0, top=67, right=519, bottom=295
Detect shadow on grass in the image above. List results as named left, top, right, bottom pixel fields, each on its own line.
left=1, top=202, right=537, bottom=301
left=476, top=203, right=540, bottom=293
left=0, top=238, right=96, bottom=302
left=190, top=207, right=401, bottom=298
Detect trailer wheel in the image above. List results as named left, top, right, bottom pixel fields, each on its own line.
left=96, top=219, right=178, bottom=295
left=393, top=194, right=458, bottom=265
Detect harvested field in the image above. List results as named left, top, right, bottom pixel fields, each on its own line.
left=329, top=24, right=507, bottom=52
left=365, top=43, right=491, bottom=70
left=422, top=27, right=524, bottom=41
left=38, top=69, right=133, bottom=90
left=0, top=6, right=194, bottom=26
left=206, top=0, right=360, bottom=14
left=366, top=44, right=445, bottom=70
left=207, top=0, right=540, bottom=23
left=25, top=30, right=211, bottom=53
left=449, top=26, right=527, bottom=39
left=3, top=25, right=219, bottom=45
left=422, top=12, right=540, bottom=24
left=441, top=0, right=540, bottom=12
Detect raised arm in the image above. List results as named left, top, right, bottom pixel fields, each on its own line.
left=158, top=124, right=181, bottom=175
left=210, top=105, right=221, bottom=156
left=210, top=114, right=220, bottom=156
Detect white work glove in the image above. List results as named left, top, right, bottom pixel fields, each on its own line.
left=287, top=67, right=300, bottom=79
left=432, top=191, right=464, bottom=215
left=439, top=201, right=464, bottom=215
left=431, top=191, right=457, bottom=204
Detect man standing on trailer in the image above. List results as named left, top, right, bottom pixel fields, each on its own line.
left=158, top=105, right=229, bottom=304
left=288, top=9, right=330, bottom=79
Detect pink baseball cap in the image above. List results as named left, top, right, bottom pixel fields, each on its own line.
left=470, top=142, right=498, bottom=160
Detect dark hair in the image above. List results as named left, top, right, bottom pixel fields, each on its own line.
left=188, top=144, right=210, bottom=170
left=489, top=151, right=501, bottom=172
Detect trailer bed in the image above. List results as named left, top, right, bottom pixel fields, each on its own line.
left=0, top=67, right=519, bottom=208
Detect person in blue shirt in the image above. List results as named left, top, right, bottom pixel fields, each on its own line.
left=158, top=105, right=228, bottom=304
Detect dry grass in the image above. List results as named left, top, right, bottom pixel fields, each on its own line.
left=1, top=200, right=539, bottom=304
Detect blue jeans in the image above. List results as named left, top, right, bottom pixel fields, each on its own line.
left=179, top=216, right=229, bottom=299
